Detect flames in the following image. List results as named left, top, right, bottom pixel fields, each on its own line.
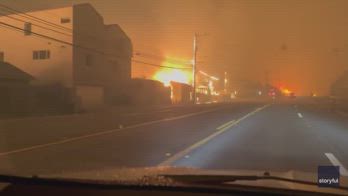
left=279, top=86, right=292, bottom=95
left=152, top=61, right=192, bottom=86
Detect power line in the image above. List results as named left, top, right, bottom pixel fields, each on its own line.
left=132, top=59, right=192, bottom=70
left=0, top=21, right=191, bottom=70
left=0, top=3, right=72, bottom=32
left=0, top=4, right=117, bottom=45
left=0, top=5, right=111, bottom=48
left=0, top=3, right=193, bottom=69
left=0, top=10, right=187, bottom=65
left=134, top=51, right=192, bottom=65
left=0, top=3, right=192, bottom=67
left=0, top=6, right=109, bottom=44
left=0, top=12, right=72, bottom=37
left=0, top=21, right=113, bottom=56
left=0, top=22, right=23, bottom=34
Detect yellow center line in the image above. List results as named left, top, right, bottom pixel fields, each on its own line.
left=158, top=104, right=271, bottom=166
left=216, top=119, right=236, bottom=130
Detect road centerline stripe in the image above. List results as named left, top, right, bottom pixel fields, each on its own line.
left=297, top=113, right=303, bottom=118
left=216, top=119, right=236, bottom=130
left=325, top=153, right=348, bottom=176
left=158, top=104, right=271, bottom=166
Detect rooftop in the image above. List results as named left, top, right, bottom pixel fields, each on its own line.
left=0, top=61, right=34, bottom=81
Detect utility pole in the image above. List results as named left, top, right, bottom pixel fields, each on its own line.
left=192, top=33, right=198, bottom=104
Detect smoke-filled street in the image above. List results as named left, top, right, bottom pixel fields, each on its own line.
left=1, top=0, right=348, bottom=194
left=0, top=98, right=347, bottom=179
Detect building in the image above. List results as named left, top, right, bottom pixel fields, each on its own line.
left=0, top=3, right=132, bottom=110
left=128, top=79, right=171, bottom=105
left=170, top=81, right=192, bottom=104
left=0, top=61, right=34, bottom=85
left=0, top=61, right=76, bottom=117
left=0, top=61, right=33, bottom=116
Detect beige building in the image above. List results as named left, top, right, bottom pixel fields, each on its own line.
left=0, top=3, right=132, bottom=110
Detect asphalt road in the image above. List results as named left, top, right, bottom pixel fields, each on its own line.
left=0, top=98, right=347, bottom=179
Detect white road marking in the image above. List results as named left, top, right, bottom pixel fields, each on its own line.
left=325, top=153, right=348, bottom=176
left=216, top=119, right=235, bottom=130
left=0, top=107, right=224, bottom=157
left=297, top=113, right=303, bottom=118
left=158, top=104, right=271, bottom=166
left=184, top=155, right=190, bottom=159
left=165, top=153, right=171, bottom=157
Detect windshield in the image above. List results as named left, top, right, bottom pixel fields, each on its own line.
left=0, top=0, right=348, bottom=194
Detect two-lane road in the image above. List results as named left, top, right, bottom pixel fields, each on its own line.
left=172, top=102, right=348, bottom=177
left=0, top=100, right=347, bottom=178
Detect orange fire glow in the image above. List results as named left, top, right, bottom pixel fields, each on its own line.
left=152, top=61, right=192, bottom=86
left=279, top=86, right=292, bottom=95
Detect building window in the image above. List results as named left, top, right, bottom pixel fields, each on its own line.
left=60, top=17, right=71, bottom=24
left=33, top=51, right=38, bottom=60
left=24, top=22, right=32, bottom=36
left=86, top=54, right=93, bottom=67
left=0, top=52, right=4, bottom=62
left=33, top=50, right=50, bottom=60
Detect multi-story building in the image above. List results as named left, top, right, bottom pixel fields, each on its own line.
left=0, top=3, right=132, bottom=110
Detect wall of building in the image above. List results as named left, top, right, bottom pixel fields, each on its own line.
left=0, top=84, right=74, bottom=118
left=75, top=85, right=104, bottom=111
left=72, top=4, right=132, bottom=108
left=0, top=4, right=132, bottom=111
left=170, top=81, right=192, bottom=104
left=128, top=79, right=171, bottom=105
left=72, top=4, right=105, bottom=87
left=73, top=5, right=132, bottom=90
left=0, top=6, right=74, bottom=87
left=104, top=24, right=132, bottom=85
